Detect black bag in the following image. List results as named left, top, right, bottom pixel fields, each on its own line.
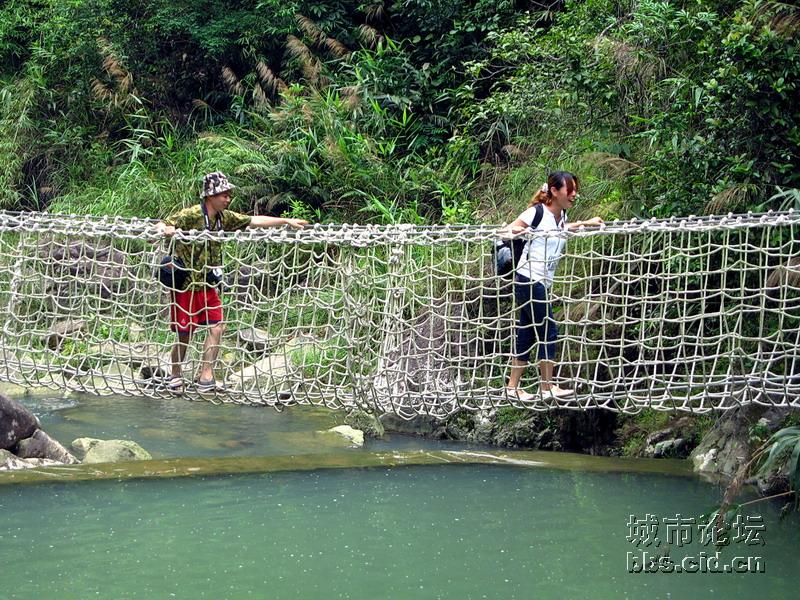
left=495, top=203, right=544, bottom=278
left=205, top=268, right=223, bottom=288
left=158, top=255, right=188, bottom=291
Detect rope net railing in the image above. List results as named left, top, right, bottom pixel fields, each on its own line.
left=0, top=209, right=798, bottom=419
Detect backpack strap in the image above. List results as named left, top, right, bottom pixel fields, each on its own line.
left=509, top=204, right=546, bottom=272
left=530, top=203, right=544, bottom=230
left=531, top=204, right=567, bottom=229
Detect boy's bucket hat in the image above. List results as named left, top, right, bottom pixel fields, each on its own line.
left=201, top=171, right=236, bottom=198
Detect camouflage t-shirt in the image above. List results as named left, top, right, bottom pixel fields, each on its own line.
left=164, top=204, right=252, bottom=290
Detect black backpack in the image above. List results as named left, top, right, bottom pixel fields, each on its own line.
left=495, top=203, right=544, bottom=278
left=157, top=255, right=188, bottom=291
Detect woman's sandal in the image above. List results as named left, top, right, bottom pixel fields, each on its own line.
left=197, top=378, right=226, bottom=393
left=542, top=385, right=575, bottom=399
left=505, top=387, right=535, bottom=402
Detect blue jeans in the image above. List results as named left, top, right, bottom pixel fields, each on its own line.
left=514, top=275, right=557, bottom=361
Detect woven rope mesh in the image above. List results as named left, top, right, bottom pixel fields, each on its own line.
left=0, top=210, right=798, bottom=419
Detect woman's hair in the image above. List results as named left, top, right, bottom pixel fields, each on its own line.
left=529, top=171, right=580, bottom=207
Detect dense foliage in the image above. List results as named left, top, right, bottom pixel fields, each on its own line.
left=0, top=0, right=797, bottom=221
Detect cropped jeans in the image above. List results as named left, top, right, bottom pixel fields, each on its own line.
left=513, top=274, right=558, bottom=362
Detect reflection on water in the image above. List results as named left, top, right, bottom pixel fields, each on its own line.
left=0, top=465, right=797, bottom=599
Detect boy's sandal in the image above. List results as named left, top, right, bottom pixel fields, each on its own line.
left=165, top=376, right=184, bottom=394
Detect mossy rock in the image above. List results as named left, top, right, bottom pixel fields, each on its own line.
left=345, top=410, right=384, bottom=438
left=70, top=437, right=151, bottom=464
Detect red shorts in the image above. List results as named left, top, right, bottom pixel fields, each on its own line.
left=171, top=288, right=223, bottom=333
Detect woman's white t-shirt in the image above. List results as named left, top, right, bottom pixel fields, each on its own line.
left=515, top=205, right=567, bottom=286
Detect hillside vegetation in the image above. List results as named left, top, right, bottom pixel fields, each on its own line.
left=0, top=0, right=797, bottom=222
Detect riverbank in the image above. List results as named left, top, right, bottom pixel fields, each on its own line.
left=378, top=404, right=800, bottom=495
left=0, top=447, right=694, bottom=486
left=2, top=384, right=796, bottom=495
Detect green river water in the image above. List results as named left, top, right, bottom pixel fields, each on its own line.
left=1, top=390, right=797, bottom=599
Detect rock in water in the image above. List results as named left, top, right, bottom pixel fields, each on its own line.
left=70, top=437, right=151, bottom=464
left=327, top=425, right=365, bottom=447
left=0, top=450, right=62, bottom=470
left=15, top=429, right=79, bottom=464
left=0, top=394, right=40, bottom=450
left=70, top=437, right=100, bottom=460
left=0, top=448, right=32, bottom=470
left=345, top=410, right=385, bottom=438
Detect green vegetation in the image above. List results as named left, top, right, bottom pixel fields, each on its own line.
left=710, top=425, right=800, bottom=532
left=0, top=0, right=796, bottom=221
left=0, top=3, right=797, bottom=489
left=495, top=406, right=529, bottom=428
left=615, top=410, right=715, bottom=457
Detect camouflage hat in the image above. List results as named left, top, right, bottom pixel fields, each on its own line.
left=201, top=171, right=236, bottom=198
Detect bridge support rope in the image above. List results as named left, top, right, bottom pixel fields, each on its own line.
left=0, top=210, right=798, bottom=419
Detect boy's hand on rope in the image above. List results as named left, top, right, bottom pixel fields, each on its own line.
left=283, top=218, right=308, bottom=230
left=153, top=222, right=176, bottom=237
left=249, top=216, right=308, bottom=229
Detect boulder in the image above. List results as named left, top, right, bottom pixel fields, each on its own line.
left=493, top=417, right=554, bottom=449
left=379, top=414, right=447, bottom=438
left=442, top=410, right=498, bottom=445
left=226, top=335, right=313, bottom=389
left=647, top=438, right=687, bottom=458
left=93, top=361, right=137, bottom=392
left=227, top=352, right=290, bottom=385
left=43, top=319, right=86, bottom=350
left=758, top=407, right=793, bottom=434
left=0, top=394, right=40, bottom=450
left=752, top=464, right=790, bottom=497
left=15, top=429, right=79, bottom=464
left=327, top=425, right=364, bottom=447
left=344, top=410, right=385, bottom=438
left=749, top=409, right=796, bottom=496
left=127, top=323, right=146, bottom=342
left=690, top=405, right=764, bottom=477
left=0, top=448, right=32, bottom=470
left=97, top=341, right=165, bottom=367
left=643, top=417, right=694, bottom=458
left=36, top=239, right=129, bottom=301
left=0, top=449, right=63, bottom=470
left=227, top=264, right=269, bottom=306
left=471, top=410, right=496, bottom=444
left=237, top=327, right=273, bottom=353
left=70, top=437, right=152, bottom=464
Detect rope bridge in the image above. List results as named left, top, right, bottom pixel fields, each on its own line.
left=0, top=210, right=798, bottom=419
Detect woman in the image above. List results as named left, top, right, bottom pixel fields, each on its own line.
left=504, top=171, right=603, bottom=401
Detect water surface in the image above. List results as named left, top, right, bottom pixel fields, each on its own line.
left=2, top=388, right=797, bottom=599
left=1, top=465, right=796, bottom=599
left=14, top=391, right=476, bottom=458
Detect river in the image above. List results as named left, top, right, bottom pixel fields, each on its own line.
left=1, top=390, right=797, bottom=599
